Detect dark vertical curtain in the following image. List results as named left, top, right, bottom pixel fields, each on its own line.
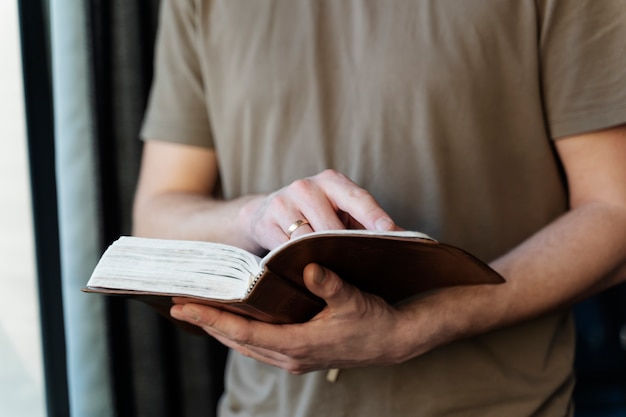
left=85, top=1, right=227, bottom=416
left=17, top=0, right=69, bottom=415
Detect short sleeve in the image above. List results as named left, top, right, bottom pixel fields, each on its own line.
left=538, top=0, right=626, bottom=139
left=140, top=0, right=214, bottom=148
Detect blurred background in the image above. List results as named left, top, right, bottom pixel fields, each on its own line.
left=0, top=1, right=45, bottom=416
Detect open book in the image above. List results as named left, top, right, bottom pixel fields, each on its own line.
left=84, top=230, right=504, bottom=324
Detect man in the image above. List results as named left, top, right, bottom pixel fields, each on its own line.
left=133, top=1, right=626, bottom=415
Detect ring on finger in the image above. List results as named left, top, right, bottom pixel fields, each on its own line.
left=286, top=219, right=310, bottom=238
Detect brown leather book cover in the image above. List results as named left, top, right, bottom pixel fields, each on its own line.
left=83, top=231, right=504, bottom=324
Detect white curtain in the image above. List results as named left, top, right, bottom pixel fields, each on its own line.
left=50, top=0, right=114, bottom=415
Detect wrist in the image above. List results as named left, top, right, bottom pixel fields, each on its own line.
left=234, top=193, right=267, bottom=255
left=394, top=284, right=507, bottom=362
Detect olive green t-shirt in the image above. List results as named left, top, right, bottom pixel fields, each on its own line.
left=141, top=1, right=626, bottom=416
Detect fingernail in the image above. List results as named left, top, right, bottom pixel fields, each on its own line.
left=312, top=265, right=327, bottom=285
left=375, top=217, right=394, bottom=231
left=170, top=304, right=184, bottom=320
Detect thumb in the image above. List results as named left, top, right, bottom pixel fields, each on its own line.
left=303, top=263, right=356, bottom=308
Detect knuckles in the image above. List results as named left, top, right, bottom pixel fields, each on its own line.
left=288, top=177, right=316, bottom=196
left=267, top=190, right=291, bottom=213
left=347, top=186, right=371, bottom=201
left=284, top=363, right=309, bottom=375
left=323, top=272, right=345, bottom=298
left=229, top=326, right=255, bottom=346
left=317, top=168, right=343, bottom=181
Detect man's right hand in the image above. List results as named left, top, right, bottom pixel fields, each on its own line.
left=238, top=169, right=397, bottom=253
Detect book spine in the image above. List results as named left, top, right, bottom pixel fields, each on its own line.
left=245, top=269, right=326, bottom=323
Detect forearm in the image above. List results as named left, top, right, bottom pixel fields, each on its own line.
left=131, top=142, right=266, bottom=252
left=132, top=191, right=265, bottom=254
left=397, top=201, right=626, bottom=359
left=133, top=148, right=398, bottom=257
left=492, top=201, right=626, bottom=315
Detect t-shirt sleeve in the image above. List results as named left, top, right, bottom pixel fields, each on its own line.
left=140, top=0, right=214, bottom=148
left=538, top=0, right=626, bottom=139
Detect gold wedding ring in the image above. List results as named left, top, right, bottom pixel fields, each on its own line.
left=286, top=219, right=310, bottom=238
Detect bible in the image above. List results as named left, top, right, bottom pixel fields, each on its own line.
left=83, top=229, right=504, bottom=324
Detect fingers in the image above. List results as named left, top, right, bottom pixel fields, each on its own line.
left=243, top=169, right=397, bottom=251
left=269, top=178, right=345, bottom=238
left=303, top=263, right=359, bottom=314
left=170, top=303, right=320, bottom=373
left=285, top=219, right=314, bottom=240
left=170, top=265, right=403, bottom=373
left=316, top=170, right=395, bottom=231
left=292, top=170, right=396, bottom=233
left=171, top=303, right=290, bottom=353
